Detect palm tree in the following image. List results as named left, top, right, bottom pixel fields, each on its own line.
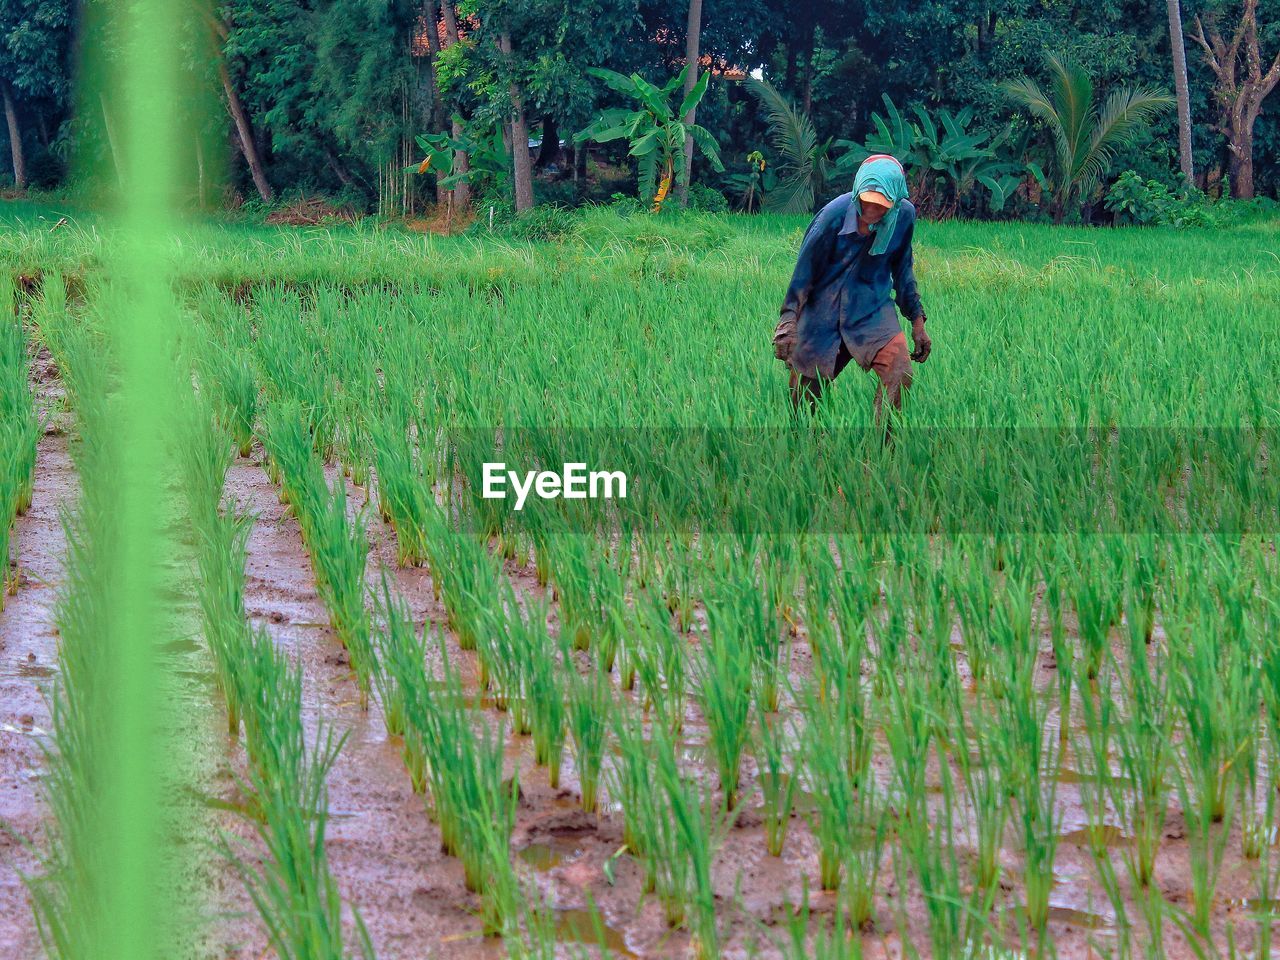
left=1003, top=55, right=1174, bottom=222
left=744, top=77, right=833, bottom=214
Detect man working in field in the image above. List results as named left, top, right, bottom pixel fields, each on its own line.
left=773, top=154, right=930, bottom=419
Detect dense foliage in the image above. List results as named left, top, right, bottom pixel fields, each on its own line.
left=0, top=0, right=1277, bottom=218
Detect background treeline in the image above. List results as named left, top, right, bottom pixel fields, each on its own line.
left=2, top=0, right=1278, bottom=223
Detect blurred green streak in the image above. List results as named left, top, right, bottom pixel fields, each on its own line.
left=99, top=0, right=181, bottom=956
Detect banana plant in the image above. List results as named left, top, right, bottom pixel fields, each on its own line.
left=836, top=94, right=1044, bottom=215
left=576, top=65, right=723, bottom=213
left=407, top=118, right=511, bottom=191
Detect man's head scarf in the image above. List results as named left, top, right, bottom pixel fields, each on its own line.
left=853, top=154, right=908, bottom=256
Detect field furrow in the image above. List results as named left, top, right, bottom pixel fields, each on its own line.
left=0, top=421, right=74, bottom=960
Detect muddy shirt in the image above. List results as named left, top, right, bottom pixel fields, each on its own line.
left=779, top=193, right=923, bottom=379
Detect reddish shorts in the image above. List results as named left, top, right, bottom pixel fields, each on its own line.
left=789, top=331, right=913, bottom=413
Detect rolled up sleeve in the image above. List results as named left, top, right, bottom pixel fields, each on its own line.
left=890, top=219, right=923, bottom=321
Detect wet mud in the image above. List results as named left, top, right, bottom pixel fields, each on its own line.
left=2, top=421, right=1272, bottom=958
left=0, top=426, right=74, bottom=960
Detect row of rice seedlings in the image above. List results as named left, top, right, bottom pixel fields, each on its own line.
left=260, top=399, right=377, bottom=706
left=174, top=370, right=371, bottom=958
left=383, top=621, right=520, bottom=932
left=26, top=320, right=121, bottom=956
left=0, top=277, right=42, bottom=602
left=225, top=625, right=374, bottom=959
left=178, top=394, right=252, bottom=733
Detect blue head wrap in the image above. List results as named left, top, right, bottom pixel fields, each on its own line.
left=853, top=155, right=908, bottom=256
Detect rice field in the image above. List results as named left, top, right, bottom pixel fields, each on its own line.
left=1, top=204, right=1279, bottom=960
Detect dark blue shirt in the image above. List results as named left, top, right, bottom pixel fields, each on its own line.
left=780, top=193, right=924, bottom=378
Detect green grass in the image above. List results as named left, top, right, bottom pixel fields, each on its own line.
left=9, top=203, right=1280, bottom=958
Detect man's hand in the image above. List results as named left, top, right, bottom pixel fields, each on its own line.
left=910, top=315, right=931, bottom=363
left=773, top=311, right=798, bottom=362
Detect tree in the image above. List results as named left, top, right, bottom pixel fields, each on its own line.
left=443, top=0, right=639, bottom=212
left=1003, top=55, right=1174, bottom=221
left=676, top=0, right=702, bottom=207
left=1189, top=0, right=1280, bottom=198
left=744, top=77, right=833, bottom=214
left=0, top=0, right=73, bottom=190
left=576, top=65, right=722, bottom=211
left=1167, top=0, right=1195, bottom=186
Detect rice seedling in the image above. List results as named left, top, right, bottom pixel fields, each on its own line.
left=630, top=586, right=687, bottom=734
left=781, top=883, right=864, bottom=959
left=566, top=655, right=612, bottom=814
left=395, top=629, right=519, bottom=920
left=609, top=705, right=661, bottom=892
left=754, top=702, right=797, bottom=857
left=696, top=606, right=754, bottom=808
left=376, top=578, right=432, bottom=794
left=520, top=599, right=567, bottom=786
left=1072, top=541, right=1123, bottom=682
left=811, top=710, right=887, bottom=927
left=420, top=503, right=501, bottom=653
left=201, top=342, right=258, bottom=458
left=369, top=410, right=433, bottom=567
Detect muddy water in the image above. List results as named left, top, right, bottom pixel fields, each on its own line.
left=0, top=427, right=74, bottom=959
left=313, top=464, right=1274, bottom=958
left=6, top=421, right=1258, bottom=959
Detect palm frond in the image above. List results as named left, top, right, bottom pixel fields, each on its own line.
left=1046, top=54, right=1095, bottom=171
left=746, top=77, right=823, bottom=212
left=764, top=173, right=814, bottom=215
left=745, top=77, right=817, bottom=169
left=1076, top=86, right=1175, bottom=196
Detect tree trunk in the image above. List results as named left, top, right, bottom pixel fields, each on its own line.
left=536, top=115, right=560, bottom=170
left=1166, top=0, right=1195, bottom=186
left=1188, top=5, right=1280, bottom=200
left=421, top=0, right=448, bottom=207
left=3, top=85, right=26, bottom=191
left=422, top=0, right=444, bottom=127
left=440, top=0, right=459, bottom=42
left=437, top=1, right=470, bottom=209
left=500, top=33, right=534, bottom=212
left=217, top=60, right=273, bottom=202
left=800, top=16, right=816, bottom=116
left=1228, top=110, right=1256, bottom=198
left=677, top=0, right=703, bottom=208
